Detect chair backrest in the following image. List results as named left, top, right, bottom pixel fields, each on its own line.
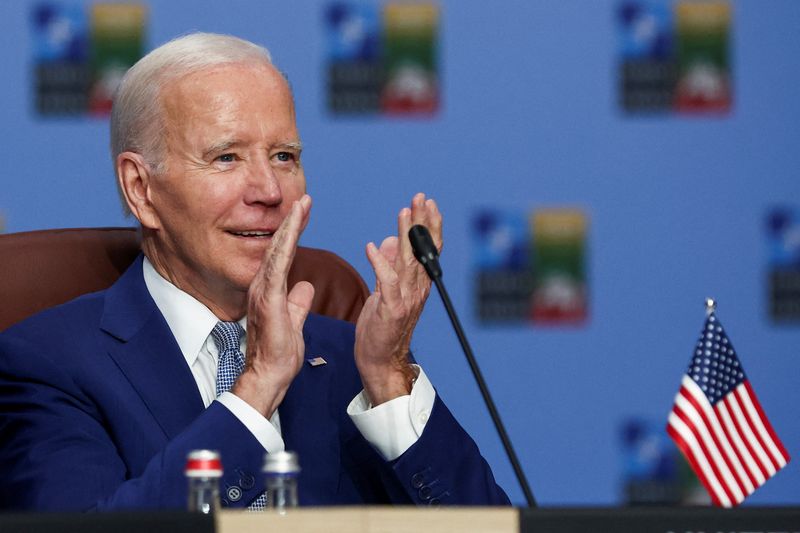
left=0, top=228, right=369, bottom=332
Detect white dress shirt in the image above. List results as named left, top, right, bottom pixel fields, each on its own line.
left=142, top=257, right=435, bottom=461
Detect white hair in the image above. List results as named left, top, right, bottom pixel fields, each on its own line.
left=110, top=32, right=274, bottom=213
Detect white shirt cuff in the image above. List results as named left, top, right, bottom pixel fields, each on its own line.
left=216, top=392, right=285, bottom=454
left=346, top=365, right=436, bottom=461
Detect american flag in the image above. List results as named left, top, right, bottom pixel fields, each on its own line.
left=666, top=312, right=790, bottom=507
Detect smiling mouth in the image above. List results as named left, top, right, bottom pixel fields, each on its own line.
left=228, top=230, right=274, bottom=238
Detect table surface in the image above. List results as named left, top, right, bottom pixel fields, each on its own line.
left=217, top=507, right=518, bottom=533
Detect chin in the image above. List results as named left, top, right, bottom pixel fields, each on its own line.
left=236, top=264, right=262, bottom=291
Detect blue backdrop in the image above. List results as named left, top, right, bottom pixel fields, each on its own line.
left=2, top=0, right=799, bottom=506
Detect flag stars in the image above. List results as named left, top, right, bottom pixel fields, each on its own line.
left=687, top=316, right=748, bottom=403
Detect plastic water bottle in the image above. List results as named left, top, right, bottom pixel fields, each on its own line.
left=185, top=449, right=223, bottom=514
left=263, top=451, right=300, bottom=512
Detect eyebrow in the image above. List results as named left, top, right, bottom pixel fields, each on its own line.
left=202, top=139, right=244, bottom=160
left=276, top=141, right=304, bottom=152
left=201, top=140, right=304, bottom=160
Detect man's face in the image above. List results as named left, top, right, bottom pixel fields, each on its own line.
left=146, top=63, right=306, bottom=308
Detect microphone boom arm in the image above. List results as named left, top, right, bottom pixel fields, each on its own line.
left=409, top=225, right=537, bottom=508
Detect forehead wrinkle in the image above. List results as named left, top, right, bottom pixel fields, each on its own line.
left=161, top=64, right=301, bottom=161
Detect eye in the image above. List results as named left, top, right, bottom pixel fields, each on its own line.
left=274, top=151, right=295, bottom=163
left=216, top=153, right=236, bottom=163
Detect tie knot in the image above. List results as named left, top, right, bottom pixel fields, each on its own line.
left=211, top=321, right=244, bottom=354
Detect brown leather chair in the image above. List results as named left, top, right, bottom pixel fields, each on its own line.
left=0, top=227, right=369, bottom=332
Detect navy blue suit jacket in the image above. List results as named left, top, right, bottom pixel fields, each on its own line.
left=0, top=256, right=508, bottom=511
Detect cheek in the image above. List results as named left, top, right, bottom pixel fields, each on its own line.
left=282, top=176, right=307, bottom=218
left=160, top=187, right=235, bottom=244
left=285, top=169, right=307, bottom=198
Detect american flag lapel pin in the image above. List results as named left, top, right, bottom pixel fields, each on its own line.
left=307, top=356, right=327, bottom=367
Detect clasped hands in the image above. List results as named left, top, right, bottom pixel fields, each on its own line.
left=232, top=193, right=443, bottom=418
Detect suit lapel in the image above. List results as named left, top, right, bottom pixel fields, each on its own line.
left=100, top=255, right=205, bottom=440
left=279, top=331, right=341, bottom=504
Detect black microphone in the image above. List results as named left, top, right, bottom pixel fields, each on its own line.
left=408, top=224, right=442, bottom=279
left=408, top=224, right=537, bottom=508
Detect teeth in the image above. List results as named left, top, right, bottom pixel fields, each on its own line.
left=233, top=231, right=272, bottom=237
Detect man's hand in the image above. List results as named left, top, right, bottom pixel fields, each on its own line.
left=232, top=194, right=315, bottom=418
left=354, top=193, right=443, bottom=406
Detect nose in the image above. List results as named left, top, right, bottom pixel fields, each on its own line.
left=243, top=154, right=282, bottom=206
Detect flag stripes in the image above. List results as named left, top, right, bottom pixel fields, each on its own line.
left=741, top=382, right=790, bottom=468
left=716, top=399, right=763, bottom=487
left=667, top=411, right=730, bottom=507
left=668, top=371, right=790, bottom=507
left=667, top=311, right=790, bottom=506
left=677, top=380, right=750, bottom=496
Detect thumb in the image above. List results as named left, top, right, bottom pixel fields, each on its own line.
left=287, top=280, right=315, bottom=331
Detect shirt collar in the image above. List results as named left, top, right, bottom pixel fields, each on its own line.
left=142, top=257, right=247, bottom=367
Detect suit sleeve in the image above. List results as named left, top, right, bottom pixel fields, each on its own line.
left=383, top=394, right=512, bottom=506
left=311, top=313, right=511, bottom=507
left=0, top=332, right=265, bottom=512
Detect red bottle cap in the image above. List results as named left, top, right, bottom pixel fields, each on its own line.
left=185, top=449, right=223, bottom=478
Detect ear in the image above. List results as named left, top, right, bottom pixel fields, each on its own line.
left=117, top=152, right=161, bottom=230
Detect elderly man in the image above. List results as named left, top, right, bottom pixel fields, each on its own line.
left=0, top=33, right=508, bottom=510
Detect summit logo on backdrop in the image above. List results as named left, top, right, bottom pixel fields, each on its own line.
left=31, top=2, right=146, bottom=117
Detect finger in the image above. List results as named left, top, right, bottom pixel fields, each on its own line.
left=378, top=236, right=400, bottom=267
left=366, top=242, right=383, bottom=294
left=298, top=194, right=313, bottom=233
left=396, top=206, right=414, bottom=280
left=405, top=193, right=436, bottom=286
left=409, top=192, right=427, bottom=226
left=405, top=192, right=434, bottom=262
left=366, top=242, right=402, bottom=308
left=287, top=280, right=315, bottom=331
left=283, top=194, right=311, bottom=249
left=257, top=195, right=311, bottom=295
left=425, top=198, right=443, bottom=252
